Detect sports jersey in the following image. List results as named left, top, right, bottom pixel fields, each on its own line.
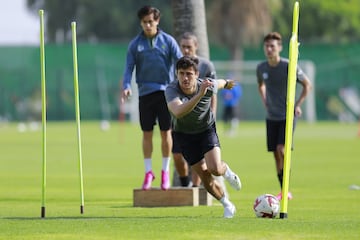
left=123, top=29, right=182, bottom=96
left=165, top=78, right=218, bottom=134
left=256, top=58, right=307, bottom=120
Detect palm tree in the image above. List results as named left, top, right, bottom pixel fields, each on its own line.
left=209, top=0, right=273, bottom=60
left=171, top=0, right=210, bottom=59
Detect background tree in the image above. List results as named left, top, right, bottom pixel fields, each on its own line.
left=27, top=0, right=79, bottom=42
left=26, top=0, right=173, bottom=42
left=208, top=0, right=273, bottom=60
left=272, top=0, right=360, bottom=43
left=27, top=0, right=360, bottom=46
left=171, top=0, right=209, bottom=59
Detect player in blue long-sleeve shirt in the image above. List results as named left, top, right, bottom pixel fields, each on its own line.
left=121, top=5, right=182, bottom=190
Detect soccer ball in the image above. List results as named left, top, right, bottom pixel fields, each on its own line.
left=253, top=194, right=280, bottom=218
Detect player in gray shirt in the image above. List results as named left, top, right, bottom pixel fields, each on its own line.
left=256, top=32, right=312, bottom=200
left=172, top=32, right=218, bottom=188
left=165, top=56, right=241, bottom=218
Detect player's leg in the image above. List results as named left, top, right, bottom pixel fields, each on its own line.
left=266, top=119, right=282, bottom=187
left=192, top=159, right=223, bottom=199
left=141, top=130, right=155, bottom=190
left=192, top=160, right=235, bottom=218
left=157, top=91, right=172, bottom=190
left=204, top=147, right=241, bottom=191
left=159, top=129, right=171, bottom=190
left=172, top=131, right=190, bottom=187
left=142, top=131, right=153, bottom=159
left=273, top=119, right=293, bottom=200
left=139, top=94, right=157, bottom=190
left=191, top=170, right=201, bottom=187
left=202, top=124, right=241, bottom=191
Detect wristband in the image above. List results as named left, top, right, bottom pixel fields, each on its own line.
left=224, top=79, right=229, bottom=89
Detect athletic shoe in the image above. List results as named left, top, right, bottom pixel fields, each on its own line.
left=142, top=171, right=155, bottom=190
left=223, top=203, right=236, bottom=218
left=225, top=172, right=242, bottom=191
left=161, top=170, right=170, bottom=190
left=276, top=191, right=293, bottom=200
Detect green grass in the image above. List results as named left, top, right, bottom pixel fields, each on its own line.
left=0, top=121, right=359, bottom=239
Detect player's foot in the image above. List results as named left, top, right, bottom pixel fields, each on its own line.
left=142, top=171, right=155, bottom=190
left=276, top=191, right=293, bottom=200
left=223, top=203, right=236, bottom=218
left=224, top=172, right=242, bottom=191
left=161, top=170, right=170, bottom=190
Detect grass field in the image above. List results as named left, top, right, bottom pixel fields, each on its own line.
left=0, top=121, right=359, bottom=239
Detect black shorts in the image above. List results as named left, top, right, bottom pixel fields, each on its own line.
left=139, top=91, right=171, bottom=131
left=223, top=106, right=236, bottom=122
left=266, top=118, right=296, bottom=152
left=173, top=123, right=220, bottom=166
left=172, top=131, right=182, bottom=154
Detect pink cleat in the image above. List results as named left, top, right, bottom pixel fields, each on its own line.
left=161, top=170, right=170, bottom=190
left=276, top=191, right=293, bottom=200
left=142, top=171, right=155, bottom=190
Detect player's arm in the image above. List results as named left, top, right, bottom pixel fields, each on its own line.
left=256, top=66, right=267, bottom=108
left=295, top=76, right=312, bottom=116
left=210, top=95, right=217, bottom=118
left=120, top=44, right=136, bottom=103
left=217, top=79, right=236, bottom=89
left=168, top=80, right=212, bottom=119
left=257, top=81, right=267, bottom=108
left=207, top=63, right=218, bottom=116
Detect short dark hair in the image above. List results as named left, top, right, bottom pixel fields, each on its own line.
left=180, top=32, right=198, bottom=44
left=137, top=6, right=161, bottom=20
left=263, top=32, right=282, bottom=44
left=176, top=56, right=199, bottom=72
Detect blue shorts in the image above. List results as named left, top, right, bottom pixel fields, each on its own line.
left=139, top=91, right=171, bottom=131
left=266, top=118, right=296, bottom=152
left=173, top=123, right=220, bottom=166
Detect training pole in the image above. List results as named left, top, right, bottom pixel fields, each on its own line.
left=71, top=22, right=85, bottom=214
left=39, top=9, right=47, bottom=219
left=280, top=1, right=299, bottom=219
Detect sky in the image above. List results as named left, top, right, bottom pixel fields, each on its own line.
left=0, top=0, right=39, bottom=45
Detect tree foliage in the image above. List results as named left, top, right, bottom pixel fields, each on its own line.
left=272, top=0, right=360, bottom=43
left=27, top=0, right=360, bottom=47
left=27, top=0, right=173, bottom=42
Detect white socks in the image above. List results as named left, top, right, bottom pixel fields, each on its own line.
left=220, top=195, right=232, bottom=208
left=144, top=158, right=152, bottom=173
left=144, top=157, right=170, bottom=173
left=162, top=157, right=170, bottom=172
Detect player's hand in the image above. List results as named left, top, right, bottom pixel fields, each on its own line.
left=199, top=79, right=213, bottom=96
left=121, top=89, right=132, bottom=103
left=224, top=79, right=236, bottom=89
left=295, top=106, right=302, bottom=117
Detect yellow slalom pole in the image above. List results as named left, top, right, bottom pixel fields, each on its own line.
left=39, top=9, right=47, bottom=219
left=71, top=22, right=85, bottom=214
left=280, top=1, right=299, bottom=219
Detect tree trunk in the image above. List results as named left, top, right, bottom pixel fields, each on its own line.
left=171, top=0, right=210, bottom=59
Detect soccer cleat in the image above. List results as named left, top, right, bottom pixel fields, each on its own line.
left=161, top=170, right=170, bottom=190
left=142, top=171, right=155, bottom=190
left=223, top=203, right=236, bottom=218
left=276, top=191, right=293, bottom=200
left=225, top=172, right=242, bottom=191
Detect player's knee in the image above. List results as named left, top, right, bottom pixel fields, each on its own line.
left=207, top=166, right=223, bottom=176
left=276, top=144, right=284, bottom=153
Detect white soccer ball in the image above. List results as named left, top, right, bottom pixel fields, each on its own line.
left=253, top=194, right=280, bottom=218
